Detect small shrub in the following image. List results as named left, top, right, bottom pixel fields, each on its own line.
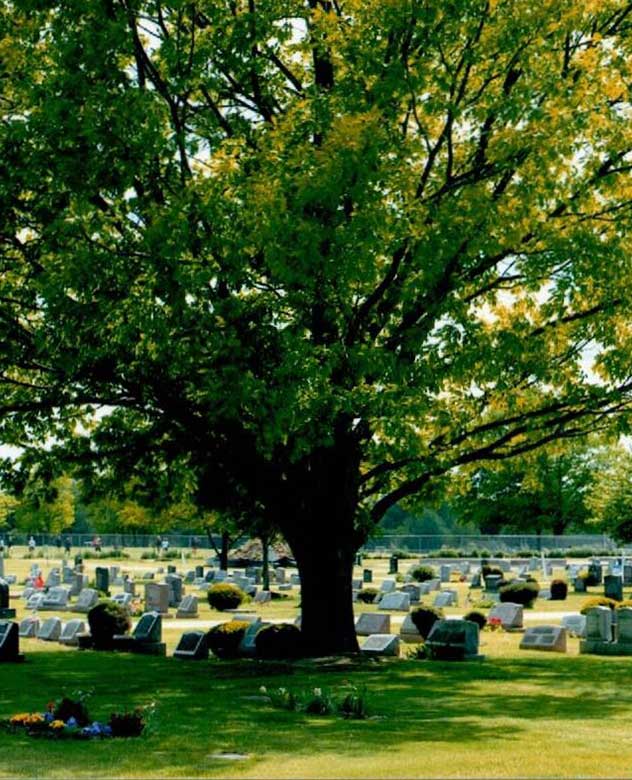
left=395, top=573, right=404, bottom=583
left=618, top=600, right=632, bottom=609
left=550, top=579, right=568, bottom=600
left=207, top=583, right=245, bottom=611
left=471, top=597, right=496, bottom=609
left=82, top=549, right=129, bottom=559
left=464, top=611, right=487, bottom=630
left=437, top=548, right=460, bottom=558
left=580, top=570, right=601, bottom=587
left=405, top=644, right=429, bottom=660
left=499, top=581, right=539, bottom=608
left=356, top=588, right=379, bottom=604
left=410, top=565, right=435, bottom=583
left=580, top=597, right=618, bottom=614
left=206, top=620, right=250, bottom=658
left=410, top=605, right=444, bottom=639
left=338, top=687, right=370, bottom=719
left=87, top=600, right=131, bottom=650
left=255, top=623, right=303, bottom=659
left=109, top=709, right=145, bottom=737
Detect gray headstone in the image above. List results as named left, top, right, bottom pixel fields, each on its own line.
left=360, top=633, right=399, bottom=656
left=484, top=575, right=503, bottom=593
left=399, top=614, right=423, bottom=643
left=254, top=590, right=271, bottom=604
left=176, top=594, right=198, bottom=618
left=617, top=607, right=632, bottom=643
left=37, top=617, right=62, bottom=641
left=586, top=606, right=612, bottom=641
left=561, top=614, right=586, bottom=638
left=440, top=565, right=452, bottom=583
left=355, top=613, right=391, bottom=636
left=488, top=602, right=524, bottom=630
left=378, top=592, right=410, bottom=611
left=145, top=582, right=170, bottom=615
left=95, top=566, right=109, bottom=594
left=124, top=578, right=136, bottom=596
left=519, top=625, right=567, bottom=652
left=19, top=617, right=39, bottom=637
left=59, top=618, right=86, bottom=646
left=379, top=579, right=397, bottom=594
left=426, top=619, right=481, bottom=660
left=362, top=569, right=373, bottom=584
left=434, top=590, right=457, bottom=608
left=72, top=588, right=99, bottom=613
left=26, top=592, right=46, bottom=610
left=41, top=586, right=70, bottom=610
left=400, top=583, right=421, bottom=603
left=165, top=574, right=184, bottom=607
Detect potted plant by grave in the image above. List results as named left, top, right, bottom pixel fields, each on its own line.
left=87, top=600, right=131, bottom=650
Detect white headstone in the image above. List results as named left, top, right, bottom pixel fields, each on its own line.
left=360, top=634, right=400, bottom=656
left=519, top=625, right=567, bottom=652
left=355, top=613, right=391, bottom=636
left=488, top=602, right=524, bottom=629
left=378, top=592, right=410, bottom=611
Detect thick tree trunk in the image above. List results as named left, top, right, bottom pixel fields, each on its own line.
left=261, top=536, right=270, bottom=591
left=220, top=531, right=229, bottom=571
left=292, top=538, right=358, bottom=655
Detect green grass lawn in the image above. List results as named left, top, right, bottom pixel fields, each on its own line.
left=1, top=643, right=632, bottom=779
left=2, top=551, right=629, bottom=778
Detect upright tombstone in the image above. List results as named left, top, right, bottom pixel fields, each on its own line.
left=580, top=606, right=614, bottom=654
left=561, top=614, right=587, bottom=638
left=484, top=575, right=503, bottom=593
left=440, top=565, right=451, bottom=583
left=19, top=617, right=39, bottom=638
left=574, top=576, right=587, bottom=593
left=123, top=578, right=136, bottom=596
left=59, top=619, right=87, bottom=646
left=488, top=602, right=524, bottom=630
left=113, top=611, right=166, bottom=655
left=167, top=565, right=177, bottom=575
left=254, top=590, right=271, bottom=604
left=0, top=622, right=24, bottom=662
left=360, top=633, right=400, bottom=657
left=355, top=613, right=391, bottom=636
left=144, top=582, right=170, bottom=615
left=195, top=565, right=205, bottom=579
left=0, top=556, right=4, bottom=579
left=400, top=583, right=421, bottom=603
left=274, top=568, right=286, bottom=584
left=176, top=594, right=199, bottom=619
left=355, top=552, right=363, bottom=567
left=519, top=625, right=567, bottom=652
left=95, top=567, right=110, bottom=596
left=0, top=579, right=15, bottom=619
left=616, top=607, right=632, bottom=647
left=70, top=573, right=88, bottom=598
left=388, top=556, right=399, bottom=575
left=41, top=586, right=70, bottom=611
left=399, top=614, right=424, bottom=643
left=588, top=561, right=603, bottom=585
left=470, top=571, right=482, bottom=588
left=426, top=619, right=482, bottom=661
left=604, top=575, right=623, bottom=602
left=112, top=593, right=133, bottom=610
left=434, top=591, right=458, bottom=608
left=362, top=569, right=373, bottom=584
left=37, top=617, right=63, bottom=641
left=173, top=631, right=208, bottom=661
left=45, top=569, right=61, bottom=588
left=624, top=564, right=632, bottom=586
left=379, top=579, right=397, bottom=594
left=378, top=592, right=410, bottom=611
left=72, top=588, right=99, bottom=614
left=165, top=574, right=183, bottom=607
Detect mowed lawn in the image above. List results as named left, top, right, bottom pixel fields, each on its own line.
left=1, top=643, right=632, bottom=779
left=2, top=550, right=630, bottom=778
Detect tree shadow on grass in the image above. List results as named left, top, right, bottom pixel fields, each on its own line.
left=0, top=650, right=630, bottom=777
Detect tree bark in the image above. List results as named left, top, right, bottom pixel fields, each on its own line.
left=261, top=535, right=270, bottom=591
left=292, top=537, right=358, bottom=655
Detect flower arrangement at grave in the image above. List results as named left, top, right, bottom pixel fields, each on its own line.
left=258, top=684, right=370, bottom=719
left=487, top=617, right=503, bottom=631
left=0, top=692, right=153, bottom=739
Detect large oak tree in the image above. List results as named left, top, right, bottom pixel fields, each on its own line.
left=2, top=0, right=632, bottom=652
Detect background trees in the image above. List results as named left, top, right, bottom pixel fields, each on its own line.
left=2, top=1, right=632, bottom=651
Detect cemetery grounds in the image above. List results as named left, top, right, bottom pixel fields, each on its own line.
left=0, top=549, right=630, bottom=779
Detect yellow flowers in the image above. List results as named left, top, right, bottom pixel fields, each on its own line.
left=10, top=713, right=44, bottom=726
left=49, top=720, right=65, bottom=730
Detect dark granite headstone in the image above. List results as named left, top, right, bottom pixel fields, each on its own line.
left=362, top=569, right=373, bottom=583
left=133, top=611, right=162, bottom=643
left=605, top=575, right=623, bottom=602
left=95, top=566, right=109, bottom=595
left=195, top=565, right=204, bottom=578
left=167, top=565, right=176, bottom=574
left=0, top=621, right=24, bottom=662
left=426, top=619, right=482, bottom=660
left=388, top=555, right=399, bottom=574
left=0, top=579, right=15, bottom=619
left=588, top=562, right=602, bottom=585
left=173, top=631, right=208, bottom=661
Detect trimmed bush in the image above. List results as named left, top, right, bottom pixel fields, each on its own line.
left=410, top=565, right=435, bottom=583
left=255, top=623, right=303, bottom=659
left=550, top=579, right=568, bottom=600
left=356, top=588, right=379, bottom=604
left=464, top=611, right=487, bottom=630
left=206, top=620, right=250, bottom=658
left=87, top=600, right=131, bottom=650
left=207, top=582, right=246, bottom=611
left=410, top=606, right=444, bottom=639
left=617, top=600, right=632, bottom=609
left=499, top=581, right=539, bottom=608
left=580, top=597, right=618, bottom=614
left=580, top=570, right=601, bottom=587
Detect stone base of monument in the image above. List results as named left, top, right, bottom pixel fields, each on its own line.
left=0, top=608, right=16, bottom=619
left=580, top=639, right=632, bottom=656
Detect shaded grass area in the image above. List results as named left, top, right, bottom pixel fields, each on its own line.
left=1, top=649, right=632, bottom=778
